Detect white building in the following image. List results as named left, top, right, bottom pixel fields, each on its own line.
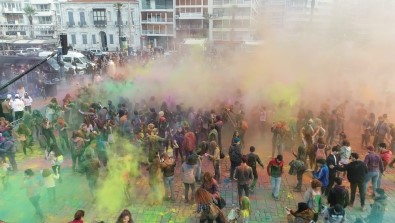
left=0, top=0, right=61, bottom=38
left=60, top=0, right=140, bottom=51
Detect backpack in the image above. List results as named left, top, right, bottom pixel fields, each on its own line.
left=184, top=132, right=196, bottom=152
left=315, top=143, right=326, bottom=160
left=208, top=203, right=220, bottom=220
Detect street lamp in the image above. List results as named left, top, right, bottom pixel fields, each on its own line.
left=114, top=3, right=124, bottom=52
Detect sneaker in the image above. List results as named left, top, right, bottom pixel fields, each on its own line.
left=274, top=197, right=279, bottom=201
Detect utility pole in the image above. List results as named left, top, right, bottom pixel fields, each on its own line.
left=115, top=3, right=123, bottom=51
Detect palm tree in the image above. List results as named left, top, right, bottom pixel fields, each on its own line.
left=23, top=5, right=36, bottom=38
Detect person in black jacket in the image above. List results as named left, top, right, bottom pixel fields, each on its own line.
left=325, top=146, right=340, bottom=196
left=327, top=177, right=350, bottom=208
left=229, top=137, right=242, bottom=181
left=336, top=152, right=368, bottom=209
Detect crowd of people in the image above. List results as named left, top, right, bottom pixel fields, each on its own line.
left=0, top=72, right=393, bottom=223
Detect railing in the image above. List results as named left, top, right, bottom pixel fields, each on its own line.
left=178, top=13, right=204, bottom=18
left=94, top=20, right=107, bottom=27
left=2, top=8, right=24, bottom=13
left=78, top=21, right=87, bottom=27
left=142, top=5, right=173, bottom=10
left=141, top=29, right=174, bottom=35
left=67, top=21, right=75, bottom=27
left=178, top=25, right=206, bottom=29
left=141, top=18, right=173, bottom=23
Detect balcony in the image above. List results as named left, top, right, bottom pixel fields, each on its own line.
left=141, top=18, right=173, bottom=23
left=67, top=22, right=75, bottom=27
left=177, top=13, right=204, bottom=19
left=141, top=29, right=174, bottom=36
left=2, top=8, right=24, bottom=14
left=177, top=25, right=207, bottom=30
left=78, top=21, right=87, bottom=27
left=94, top=20, right=107, bottom=27
left=35, top=10, right=53, bottom=16
left=141, top=5, right=174, bottom=11
left=6, top=20, right=25, bottom=25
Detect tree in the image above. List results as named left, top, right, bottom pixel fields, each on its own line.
left=23, top=5, right=36, bottom=38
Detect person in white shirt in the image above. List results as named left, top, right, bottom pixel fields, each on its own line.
left=12, top=94, right=25, bottom=120
left=22, top=92, right=33, bottom=114
left=41, top=168, right=59, bottom=203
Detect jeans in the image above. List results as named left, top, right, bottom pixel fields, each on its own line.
left=214, top=160, right=220, bottom=182
left=350, top=181, right=365, bottom=206
left=29, top=195, right=44, bottom=219
left=270, top=176, right=282, bottom=198
left=377, top=173, right=383, bottom=189
left=272, top=142, right=283, bottom=158
left=184, top=182, right=195, bottom=201
left=296, top=169, right=305, bottom=188
left=71, top=154, right=82, bottom=171
left=163, top=176, right=175, bottom=199
left=230, top=161, right=241, bottom=179
left=238, top=184, right=250, bottom=201
left=364, top=171, right=379, bottom=195
left=250, top=166, right=258, bottom=189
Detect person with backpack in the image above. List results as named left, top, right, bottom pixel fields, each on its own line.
left=292, top=145, right=307, bottom=192
left=285, top=202, right=314, bottom=223
left=183, top=126, right=196, bottom=160
left=327, top=177, right=350, bottom=208
left=267, top=155, right=284, bottom=201
left=246, top=146, right=264, bottom=192
left=229, top=137, right=242, bottom=181
left=304, top=179, right=323, bottom=222
left=336, top=152, right=367, bottom=210
left=234, top=156, right=254, bottom=204
left=322, top=204, right=346, bottom=223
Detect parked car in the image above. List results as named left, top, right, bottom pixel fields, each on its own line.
left=89, top=49, right=108, bottom=56
left=62, top=51, right=96, bottom=73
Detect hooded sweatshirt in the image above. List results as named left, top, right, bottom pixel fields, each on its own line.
left=328, top=185, right=349, bottom=208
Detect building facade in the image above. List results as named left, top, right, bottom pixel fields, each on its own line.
left=59, top=0, right=140, bottom=51
left=0, top=0, right=60, bottom=38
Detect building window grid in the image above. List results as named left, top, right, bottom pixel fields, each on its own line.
left=109, top=34, right=114, bottom=44
left=82, top=34, right=88, bottom=44
left=38, top=16, right=52, bottom=24
left=92, top=34, right=96, bottom=44
left=80, top=12, right=86, bottom=25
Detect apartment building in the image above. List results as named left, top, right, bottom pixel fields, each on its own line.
left=59, top=0, right=140, bottom=51
left=0, top=0, right=60, bottom=38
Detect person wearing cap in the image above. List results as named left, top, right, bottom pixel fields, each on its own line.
left=267, top=154, right=284, bottom=200
left=364, top=145, right=384, bottom=197
left=12, top=94, right=25, bottom=120
left=322, top=204, right=346, bottom=223
left=229, top=137, right=242, bottom=181
left=1, top=95, right=13, bottom=123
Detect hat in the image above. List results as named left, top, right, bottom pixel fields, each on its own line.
left=14, top=94, right=19, bottom=98
left=6, top=94, right=11, bottom=99
left=334, top=204, right=343, bottom=213
left=308, top=119, right=313, bottom=124
left=233, top=137, right=241, bottom=144
left=297, top=202, right=309, bottom=212
left=367, top=145, right=374, bottom=151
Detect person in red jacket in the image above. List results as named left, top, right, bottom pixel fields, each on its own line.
left=68, top=210, right=84, bottom=223
left=267, top=155, right=284, bottom=200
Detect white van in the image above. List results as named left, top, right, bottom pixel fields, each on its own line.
left=62, top=51, right=96, bottom=72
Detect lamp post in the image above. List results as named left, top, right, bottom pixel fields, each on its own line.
left=114, top=3, right=123, bottom=52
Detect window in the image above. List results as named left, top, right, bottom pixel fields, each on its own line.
left=38, top=16, right=52, bottom=24
left=109, top=34, right=114, bottom=44
left=68, top=11, right=75, bottom=25
left=37, top=4, right=50, bottom=11
left=79, top=12, right=86, bottom=25
left=71, top=34, right=76, bottom=44
left=92, top=34, right=96, bottom=44
left=93, top=9, right=106, bottom=26
left=82, top=34, right=87, bottom=44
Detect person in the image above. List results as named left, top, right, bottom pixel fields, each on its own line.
left=116, top=209, right=134, bottom=223
left=201, top=172, right=220, bottom=199
left=46, top=144, right=64, bottom=183
left=336, top=152, right=367, bottom=209
left=22, top=92, right=33, bottom=114
left=160, top=152, right=176, bottom=202
left=68, top=210, right=85, bottom=223
left=373, top=116, right=390, bottom=148
left=147, top=156, right=162, bottom=205
left=173, top=126, right=185, bottom=163
left=207, top=140, right=220, bottom=182
left=0, top=157, right=10, bottom=190
left=285, top=202, right=314, bottom=223
left=41, top=117, right=57, bottom=148
left=56, top=117, right=71, bottom=154
left=15, top=123, right=32, bottom=155
left=271, top=122, right=285, bottom=158
left=80, top=154, right=101, bottom=198
left=0, top=138, right=17, bottom=171
left=195, top=188, right=225, bottom=223
left=322, top=204, right=346, bottom=223
left=246, top=146, right=264, bottom=191
left=182, top=156, right=197, bottom=203
left=1, top=95, right=13, bottom=123
left=267, top=154, right=284, bottom=200
left=325, top=146, right=340, bottom=196
left=364, top=145, right=384, bottom=197
left=183, top=126, right=197, bottom=159
left=365, top=188, right=388, bottom=223
left=327, top=177, right=349, bottom=208
left=292, top=145, right=307, bottom=192
left=22, top=169, right=44, bottom=220
left=304, top=179, right=323, bottom=222
left=12, top=94, right=25, bottom=120
left=313, top=159, right=329, bottom=194
left=41, top=168, right=59, bottom=203
left=377, top=142, right=391, bottom=189
left=239, top=196, right=251, bottom=223
left=229, top=137, right=242, bottom=181
left=234, top=156, right=254, bottom=204
left=71, top=131, right=85, bottom=172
